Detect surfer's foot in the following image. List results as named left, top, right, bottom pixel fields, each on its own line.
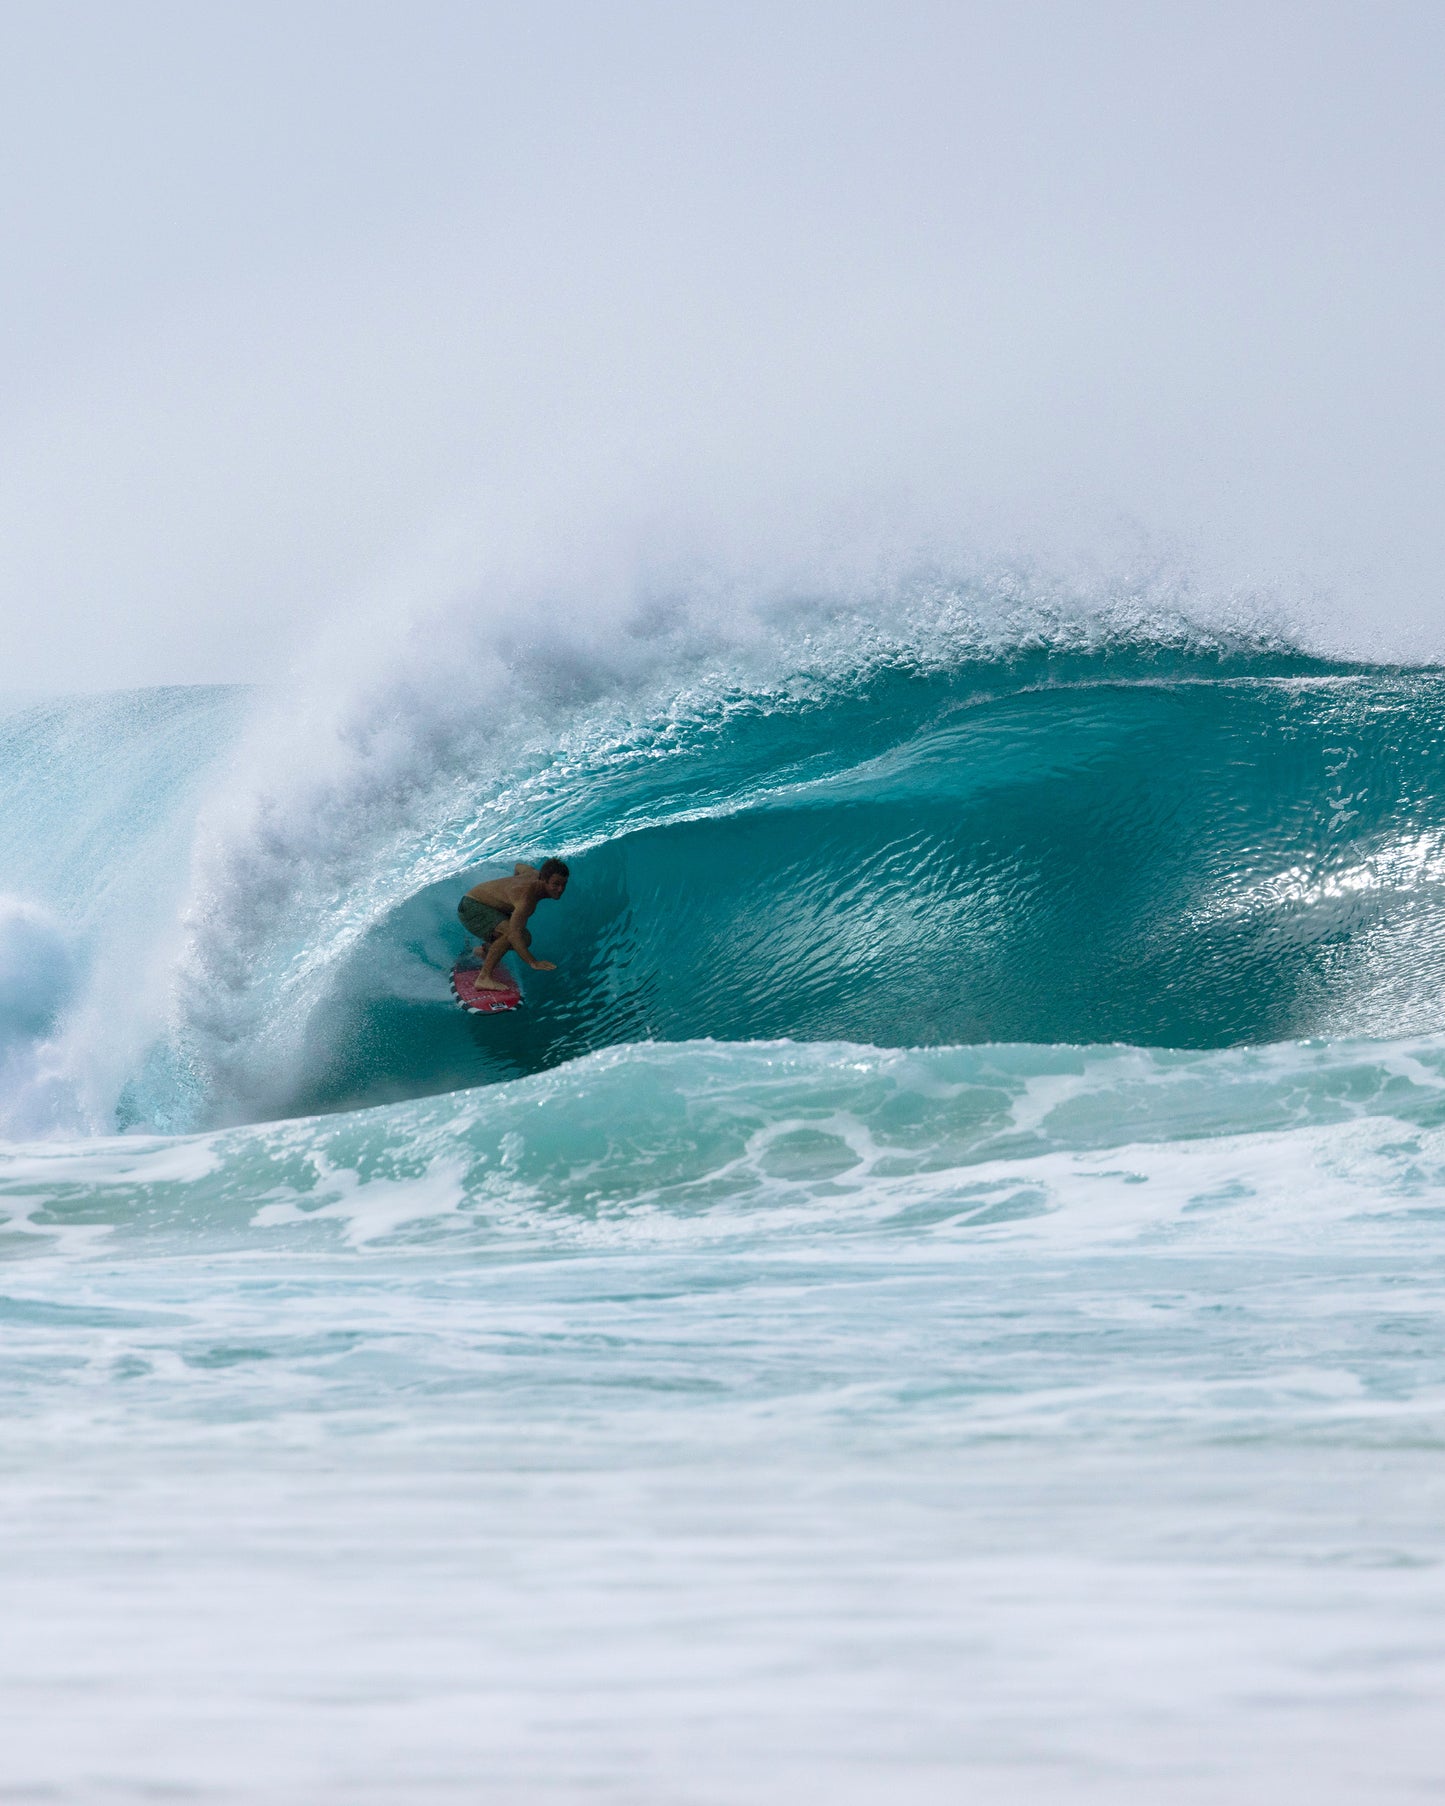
left=474, top=973, right=511, bottom=991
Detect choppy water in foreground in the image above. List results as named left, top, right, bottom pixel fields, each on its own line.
left=4, top=596, right=1445, bottom=1801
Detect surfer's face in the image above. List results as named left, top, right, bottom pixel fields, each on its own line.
left=545, top=874, right=569, bottom=899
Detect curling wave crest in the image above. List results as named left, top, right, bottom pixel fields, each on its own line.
left=183, top=638, right=1445, bottom=1125
left=6, top=587, right=1445, bottom=1134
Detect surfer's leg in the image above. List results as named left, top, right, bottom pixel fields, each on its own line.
left=475, top=924, right=514, bottom=990
left=459, top=898, right=509, bottom=970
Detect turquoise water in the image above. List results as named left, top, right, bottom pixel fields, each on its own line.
left=4, top=606, right=1445, bottom=1801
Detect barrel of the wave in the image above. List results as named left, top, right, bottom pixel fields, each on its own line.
left=449, top=956, right=522, bottom=1014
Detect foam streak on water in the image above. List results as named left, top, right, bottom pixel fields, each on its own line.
left=3, top=1036, right=1445, bottom=1800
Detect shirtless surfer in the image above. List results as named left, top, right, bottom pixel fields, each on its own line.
left=458, top=860, right=570, bottom=992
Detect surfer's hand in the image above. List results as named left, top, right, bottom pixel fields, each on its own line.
left=535, top=959, right=556, bottom=971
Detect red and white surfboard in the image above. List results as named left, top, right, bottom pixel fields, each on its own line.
left=449, top=959, right=523, bottom=1014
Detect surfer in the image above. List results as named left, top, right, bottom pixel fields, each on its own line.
left=458, top=860, right=570, bottom=992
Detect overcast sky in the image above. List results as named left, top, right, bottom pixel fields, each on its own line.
left=3, top=0, right=1444, bottom=689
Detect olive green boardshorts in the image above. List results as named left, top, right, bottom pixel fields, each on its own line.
left=458, top=896, right=510, bottom=942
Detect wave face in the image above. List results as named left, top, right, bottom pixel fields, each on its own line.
left=265, top=643, right=1445, bottom=1121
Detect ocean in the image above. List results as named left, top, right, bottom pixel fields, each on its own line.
left=3, top=588, right=1445, bottom=1802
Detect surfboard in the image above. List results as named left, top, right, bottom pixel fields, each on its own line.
left=450, top=957, right=523, bottom=1014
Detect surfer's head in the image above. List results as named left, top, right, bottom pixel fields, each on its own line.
left=538, top=858, right=570, bottom=898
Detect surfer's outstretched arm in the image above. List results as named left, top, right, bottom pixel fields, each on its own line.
left=504, top=894, right=556, bottom=970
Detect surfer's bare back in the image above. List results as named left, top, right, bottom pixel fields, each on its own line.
left=458, top=859, right=570, bottom=992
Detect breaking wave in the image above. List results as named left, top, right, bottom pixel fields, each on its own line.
left=3, top=578, right=1445, bottom=1134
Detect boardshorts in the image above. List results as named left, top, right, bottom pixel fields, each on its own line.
left=458, top=896, right=510, bottom=941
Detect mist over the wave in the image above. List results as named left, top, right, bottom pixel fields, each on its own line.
left=3, top=1, right=1445, bottom=688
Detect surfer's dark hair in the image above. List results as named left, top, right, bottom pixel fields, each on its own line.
left=538, top=858, right=570, bottom=882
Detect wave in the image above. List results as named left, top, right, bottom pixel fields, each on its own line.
left=4, top=579, right=1445, bottom=1135
left=206, top=640, right=1445, bottom=1125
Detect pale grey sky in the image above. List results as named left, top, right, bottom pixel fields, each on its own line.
left=3, top=1, right=1444, bottom=688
